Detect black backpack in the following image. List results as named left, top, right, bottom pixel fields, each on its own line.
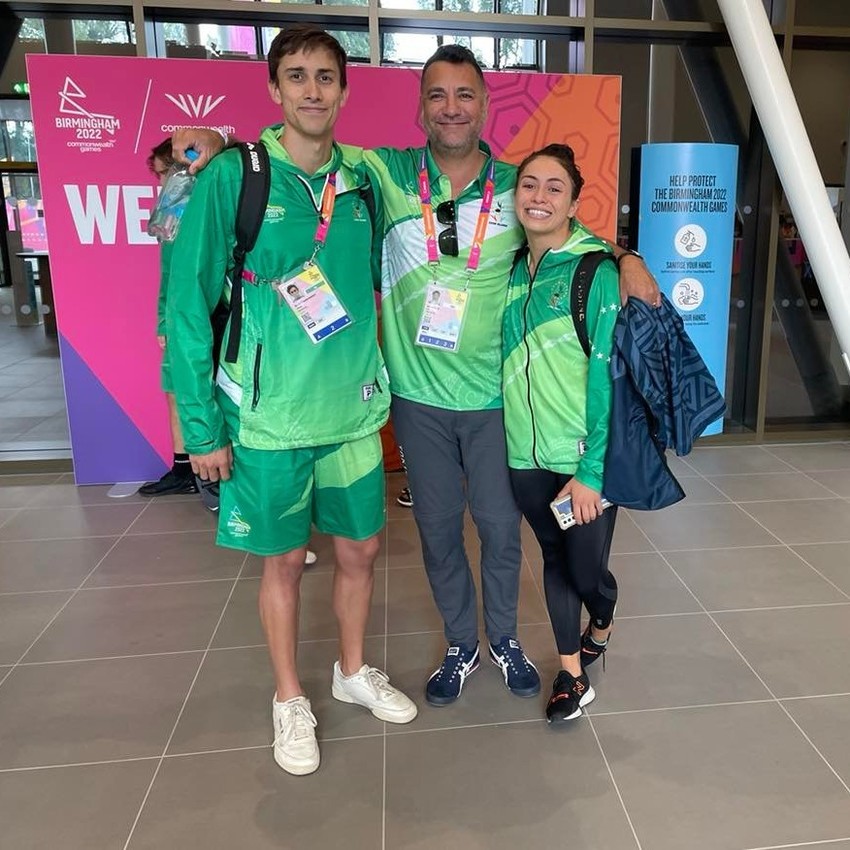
left=210, top=142, right=378, bottom=369
left=210, top=141, right=271, bottom=371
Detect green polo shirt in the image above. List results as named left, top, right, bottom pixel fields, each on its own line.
left=366, top=143, right=523, bottom=411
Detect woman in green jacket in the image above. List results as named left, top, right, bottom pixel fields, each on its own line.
left=502, top=144, right=620, bottom=724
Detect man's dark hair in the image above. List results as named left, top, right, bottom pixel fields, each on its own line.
left=421, top=44, right=485, bottom=90
left=517, top=143, right=585, bottom=201
left=267, top=25, right=348, bottom=89
left=147, top=138, right=173, bottom=173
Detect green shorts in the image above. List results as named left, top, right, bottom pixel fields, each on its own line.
left=216, top=399, right=386, bottom=556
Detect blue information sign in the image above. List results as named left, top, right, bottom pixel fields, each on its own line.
left=638, top=143, right=738, bottom=435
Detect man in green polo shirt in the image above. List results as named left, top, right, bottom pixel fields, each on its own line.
left=173, top=43, right=658, bottom=709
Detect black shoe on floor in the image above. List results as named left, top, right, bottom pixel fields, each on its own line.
left=396, top=487, right=413, bottom=508
left=139, top=470, right=199, bottom=497
left=546, top=670, right=595, bottom=724
left=580, top=623, right=610, bottom=671
left=195, top=477, right=220, bottom=513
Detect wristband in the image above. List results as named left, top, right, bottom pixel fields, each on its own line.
left=616, top=249, right=643, bottom=268
left=215, top=127, right=229, bottom=146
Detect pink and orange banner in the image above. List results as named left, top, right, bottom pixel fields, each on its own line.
left=26, top=55, right=621, bottom=484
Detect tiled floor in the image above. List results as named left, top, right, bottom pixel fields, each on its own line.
left=1, top=445, right=850, bottom=849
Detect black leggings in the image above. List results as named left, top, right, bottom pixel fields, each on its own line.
left=510, top=468, right=618, bottom=656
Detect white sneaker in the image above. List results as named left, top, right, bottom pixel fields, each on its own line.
left=331, top=662, right=418, bottom=724
left=304, top=550, right=317, bottom=566
left=272, top=695, right=320, bottom=775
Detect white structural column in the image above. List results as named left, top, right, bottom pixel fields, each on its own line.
left=717, top=0, right=850, bottom=380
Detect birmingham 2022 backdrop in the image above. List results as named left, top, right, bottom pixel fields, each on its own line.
left=27, top=55, right=621, bottom=484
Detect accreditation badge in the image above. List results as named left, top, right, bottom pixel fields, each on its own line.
left=276, top=263, right=352, bottom=344
left=415, top=283, right=469, bottom=353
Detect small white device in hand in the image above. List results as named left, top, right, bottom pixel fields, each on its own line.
left=550, top=494, right=614, bottom=530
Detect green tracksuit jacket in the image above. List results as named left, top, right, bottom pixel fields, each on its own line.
left=166, top=127, right=389, bottom=454
left=501, top=223, right=619, bottom=492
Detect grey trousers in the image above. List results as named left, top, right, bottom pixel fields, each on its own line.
left=391, top=395, right=522, bottom=648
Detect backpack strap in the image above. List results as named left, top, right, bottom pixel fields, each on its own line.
left=571, top=250, right=616, bottom=358
left=223, top=141, right=271, bottom=365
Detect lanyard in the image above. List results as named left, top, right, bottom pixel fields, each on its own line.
left=311, top=171, right=337, bottom=259
left=418, top=150, right=495, bottom=279
left=242, top=171, right=337, bottom=285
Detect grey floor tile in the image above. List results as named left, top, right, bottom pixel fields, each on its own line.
left=0, top=537, right=116, bottom=593
left=383, top=625, right=559, bottom=734
left=0, top=473, right=59, bottom=509
left=783, top=694, right=850, bottom=790
left=384, top=519, right=425, bottom=568
left=586, top=613, right=769, bottom=713
left=385, top=565, right=442, bottom=635
left=385, top=565, right=547, bottom=637
left=686, top=446, right=796, bottom=475
left=0, top=591, right=73, bottom=663
left=0, top=760, right=157, bottom=850
left=28, top=481, right=153, bottom=507
left=767, top=442, right=850, bottom=472
left=85, top=531, right=244, bottom=587
left=676, top=476, right=729, bottom=504
left=593, top=702, right=850, bottom=850
left=666, top=452, right=700, bottom=478
left=605, top=516, right=652, bottom=557
left=130, top=741, right=383, bottom=850
left=0, top=653, right=200, bottom=768
left=666, top=545, right=846, bottom=610
left=125, top=499, right=219, bottom=534
left=806, top=471, right=850, bottom=497
left=25, top=582, right=234, bottom=662
left=607, top=552, right=701, bottom=617
left=213, top=571, right=387, bottom=649
left=632, top=503, right=778, bottom=550
left=170, top=636, right=387, bottom=755
left=385, top=722, right=637, bottom=850
left=792, top=543, right=850, bottom=595
left=0, top=507, right=20, bottom=529
left=705, top=472, right=836, bottom=502
left=0, top=503, right=145, bottom=541
left=713, top=606, right=850, bottom=697
left=741, top=499, right=850, bottom=545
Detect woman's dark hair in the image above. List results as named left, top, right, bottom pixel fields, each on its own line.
left=147, top=138, right=173, bottom=173
left=516, top=143, right=585, bottom=201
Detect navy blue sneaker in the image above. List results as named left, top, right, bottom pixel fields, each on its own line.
left=425, top=643, right=480, bottom=706
left=488, top=637, right=541, bottom=697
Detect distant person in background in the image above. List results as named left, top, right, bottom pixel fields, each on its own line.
left=139, top=139, right=200, bottom=501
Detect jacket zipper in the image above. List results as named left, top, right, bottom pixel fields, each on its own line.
left=251, top=343, right=263, bottom=410
left=521, top=250, right=549, bottom=468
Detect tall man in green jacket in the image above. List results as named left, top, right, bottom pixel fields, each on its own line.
left=166, top=27, right=417, bottom=778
